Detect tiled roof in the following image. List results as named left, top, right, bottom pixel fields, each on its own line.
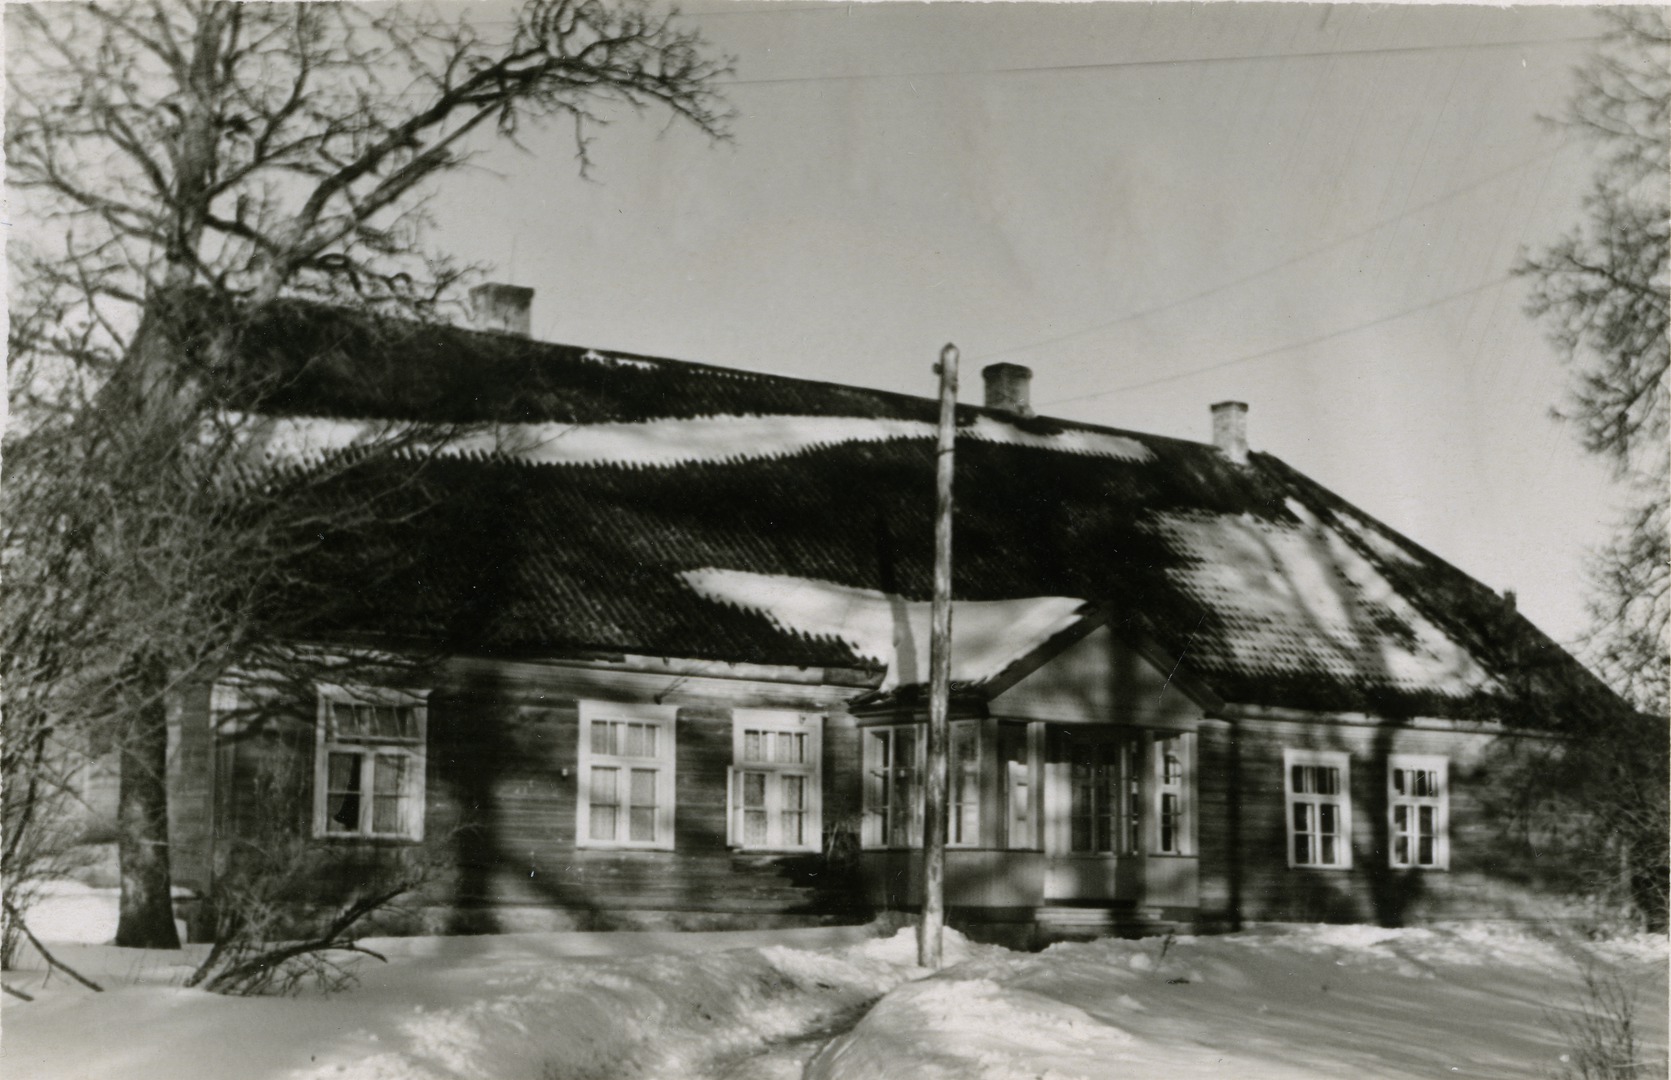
left=239, top=301, right=1619, bottom=723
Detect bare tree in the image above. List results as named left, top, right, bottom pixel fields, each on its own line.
left=5, top=0, right=732, bottom=951
left=1518, top=8, right=1669, bottom=713
left=1511, top=9, right=1669, bottom=929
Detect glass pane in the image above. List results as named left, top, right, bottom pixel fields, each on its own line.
left=1418, top=834, right=1434, bottom=865
left=328, top=752, right=360, bottom=792
left=896, top=732, right=916, bottom=768
left=335, top=703, right=368, bottom=738
left=1393, top=769, right=1407, bottom=796
left=626, top=723, right=656, bottom=758
left=782, top=811, right=805, bottom=847
left=867, top=730, right=890, bottom=769
left=1320, top=802, right=1338, bottom=835
left=1071, top=814, right=1092, bottom=853
left=1320, top=835, right=1337, bottom=864
left=744, top=730, right=764, bottom=763
left=373, top=794, right=403, bottom=834
left=327, top=792, right=359, bottom=833
left=742, top=772, right=766, bottom=808
left=1291, top=765, right=1306, bottom=794
left=743, top=809, right=767, bottom=845
left=782, top=774, right=805, bottom=811
left=778, top=733, right=805, bottom=764
left=591, top=721, right=613, bottom=756
left=1395, top=836, right=1409, bottom=864
left=590, top=768, right=618, bottom=839
left=629, top=768, right=657, bottom=808
left=889, top=804, right=912, bottom=847
left=373, top=754, right=407, bottom=796
left=1293, top=802, right=1311, bottom=833
left=328, top=752, right=363, bottom=832
left=1419, top=805, right=1434, bottom=836
left=629, top=806, right=656, bottom=841
left=1393, top=805, right=1408, bottom=832
left=1318, top=767, right=1338, bottom=796
left=1294, top=834, right=1310, bottom=864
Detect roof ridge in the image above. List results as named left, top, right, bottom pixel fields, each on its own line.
left=259, top=294, right=1222, bottom=454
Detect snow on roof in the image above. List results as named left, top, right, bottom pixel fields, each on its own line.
left=1290, top=496, right=1420, bottom=569
left=579, top=348, right=658, bottom=372
left=244, top=412, right=1152, bottom=469
left=680, top=568, right=1093, bottom=690
left=1151, top=505, right=1496, bottom=697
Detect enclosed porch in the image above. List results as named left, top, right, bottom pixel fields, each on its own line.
left=855, top=716, right=1201, bottom=935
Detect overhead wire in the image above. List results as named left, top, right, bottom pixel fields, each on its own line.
left=719, top=34, right=1602, bottom=87
left=970, top=141, right=1571, bottom=365
left=1035, top=275, right=1516, bottom=408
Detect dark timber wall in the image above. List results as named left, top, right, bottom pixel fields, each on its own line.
left=167, top=662, right=871, bottom=937
left=1195, top=716, right=1579, bottom=928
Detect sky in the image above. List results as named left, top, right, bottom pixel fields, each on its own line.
left=428, top=1, right=1631, bottom=650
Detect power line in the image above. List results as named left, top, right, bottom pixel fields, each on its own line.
left=722, top=34, right=1601, bottom=87
left=1037, top=274, right=1515, bottom=408
left=973, top=139, right=1572, bottom=365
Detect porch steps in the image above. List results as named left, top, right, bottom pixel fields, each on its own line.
left=1036, top=904, right=1174, bottom=941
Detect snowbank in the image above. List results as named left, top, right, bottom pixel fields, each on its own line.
left=7, top=889, right=1663, bottom=1080
left=811, top=924, right=1669, bottom=1080
left=3, top=901, right=988, bottom=1080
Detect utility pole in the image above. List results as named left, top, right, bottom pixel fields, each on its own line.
left=919, top=343, right=958, bottom=969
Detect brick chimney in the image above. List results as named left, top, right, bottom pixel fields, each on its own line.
left=982, top=363, right=1034, bottom=417
left=1211, top=401, right=1248, bottom=465
left=470, top=283, right=534, bottom=337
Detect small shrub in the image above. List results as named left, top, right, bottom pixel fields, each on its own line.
left=1546, top=962, right=1666, bottom=1080
left=184, top=766, right=439, bottom=996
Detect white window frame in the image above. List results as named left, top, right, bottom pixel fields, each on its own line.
left=727, top=710, right=823, bottom=852
left=997, top=721, right=1040, bottom=851
left=313, top=685, right=428, bottom=841
left=1387, top=755, right=1449, bottom=870
left=576, top=701, right=677, bottom=851
left=1152, top=732, right=1194, bottom=856
left=1284, top=748, right=1352, bottom=869
left=861, top=724, right=925, bottom=849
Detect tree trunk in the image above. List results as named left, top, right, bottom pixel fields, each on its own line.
left=115, top=656, right=181, bottom=949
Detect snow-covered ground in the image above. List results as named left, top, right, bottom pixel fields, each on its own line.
left=6, top=883, right=1666, bottom=1080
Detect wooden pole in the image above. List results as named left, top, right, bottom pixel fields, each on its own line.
left=919, top=343, right=958, bottom=969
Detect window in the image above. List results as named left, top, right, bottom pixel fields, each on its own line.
left=728, top=711, right=822, bottom=851
left=314, top=686, right=427, bottom=841
left=998, top=722, right=1036, bottom=850
left=1285, top=749, right=1351, bottom=868
left=1388, top=756, right=1448, bottom=869
left=949, top=721, right=981, bottom=846
left=577, top=702, right=676, bottom=849
left=862, top=725, right=923, bottom=848
left=1153, top=733, right=1192, bottom=855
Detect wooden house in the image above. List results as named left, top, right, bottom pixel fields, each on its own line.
left=166, top=286, right=1626, bottom=942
